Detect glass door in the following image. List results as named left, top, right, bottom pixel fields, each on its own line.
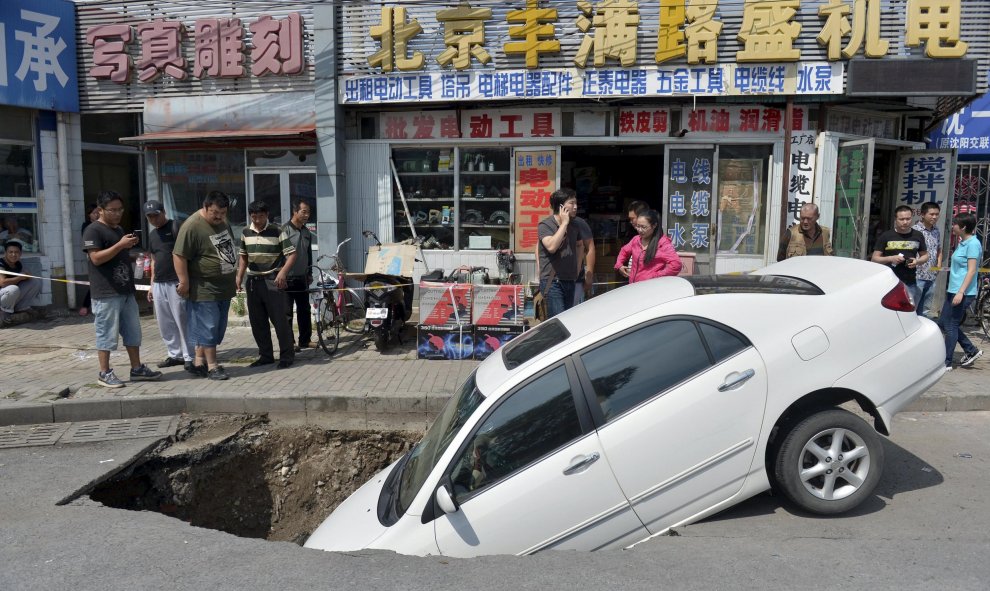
left=663, top=145, right=716, bottom=273
left=833, top=140, right=874, bottom=259
left=247, top=169, right=318, bottom=246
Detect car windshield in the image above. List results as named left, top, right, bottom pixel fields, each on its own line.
left=397, top=372, right=485, bottom=514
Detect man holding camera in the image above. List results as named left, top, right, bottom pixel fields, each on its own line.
left=82, top=190, right=162, bottom=388
left=871, top=205, right=929, bottom=304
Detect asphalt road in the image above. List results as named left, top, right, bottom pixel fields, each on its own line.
left=2, top=412, right=989, bottom=591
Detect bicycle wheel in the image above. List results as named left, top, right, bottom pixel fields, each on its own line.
left=979, top=293, right=990, bottom=341
left=315, top=295, right=340, bottom=356
left=340, top=288, right=367, bottom=334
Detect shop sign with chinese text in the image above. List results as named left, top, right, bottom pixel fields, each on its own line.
left=930, top=94, right=990, bottom=155
left=514, top=149, right=557, bottom=252
left=338, top=0, right=986, bottom=105
left=787, top=131, right=817, bottom=223
left=895, top=151, right=953, bottom=214
left=665, top=148, right=715, bottom=254
left=620, top=105, right=809, bottom=137
left=0, top=0, right=78, bottom=112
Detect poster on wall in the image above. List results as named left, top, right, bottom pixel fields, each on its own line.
left=514, top=149, right=557, bottom=254
left=665, top=148, right=716, bottom=254
left=788, top=131, right=817, bottom=224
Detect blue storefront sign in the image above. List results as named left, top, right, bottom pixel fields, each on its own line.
left=930, top=93, right=990, bottom=157
left=0, top=0, right=78, bottom=112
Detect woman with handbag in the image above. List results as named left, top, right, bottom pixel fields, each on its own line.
left=615, top=209, right=682, bottom=283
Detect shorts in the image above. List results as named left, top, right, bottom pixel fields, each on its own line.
left=92, top=294, right=142, bottom=351
left=187, top=299, right=230, bottom=347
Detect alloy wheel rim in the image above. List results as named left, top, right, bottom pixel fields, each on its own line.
left=797, top=427, right=871, bottom=501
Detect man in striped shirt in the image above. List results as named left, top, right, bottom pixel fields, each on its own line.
left=236, top=201, right=298, bottom=369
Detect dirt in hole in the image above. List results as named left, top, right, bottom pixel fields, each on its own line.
left=88, top=414, right=420, bottom=544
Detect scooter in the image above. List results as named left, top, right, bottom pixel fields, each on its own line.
left=362, top=230, right=415, bottom=351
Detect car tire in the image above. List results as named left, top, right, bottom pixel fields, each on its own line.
left=773, top=408, right=884, bottom=515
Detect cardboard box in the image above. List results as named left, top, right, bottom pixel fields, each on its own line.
left=473, top=325, right=526, bottom=360
left=417, top=324, right=474, bottom=360
left=419, top=282, right=473, bottom=325
left=365, top=244, right=418, bottom=277
left=472, top=284, right=525, bottom=326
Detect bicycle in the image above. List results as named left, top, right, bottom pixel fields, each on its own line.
left=308, top=237, right=366, bottom=356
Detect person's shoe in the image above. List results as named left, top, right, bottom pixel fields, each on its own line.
left=945, top=365, right=953, bottom=372
left=185, top=362, right=208, bottom=377
left=249, top=358, right=275, bottom=368
left=130, top=364, right=163, bottom=381
left=157, top=356, right=185, bottom=368
left=277, top=357, right=294, bottom=369
left=960, top=350, right=983, bottom=367
left=208, top=365, right=229, bottom=381
left=98, top=368, right=125, bottom=388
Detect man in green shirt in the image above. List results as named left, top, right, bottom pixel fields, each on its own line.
left=173, top=191, right=238, bottom=381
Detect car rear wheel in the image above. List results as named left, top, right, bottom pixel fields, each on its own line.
left=773, top=409, right=884, bottom=515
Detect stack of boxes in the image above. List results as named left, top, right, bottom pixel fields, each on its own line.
left=417, top=282, right=474, bottom=360
left=416, top=282, right=527, bottom=360
left=472, top=284, right=526, bottom=360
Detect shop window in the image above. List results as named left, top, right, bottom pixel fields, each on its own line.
left=0, top=144, right=38, bottom=252
left=716, top=145, right=771, bottom=257
left=247, top=149, right=317, bottom=167
left=393, top=147, right=512, bottom=251
left=159, top=151, right=246, bottom=235
left=81, top=114, right=139, bottom=145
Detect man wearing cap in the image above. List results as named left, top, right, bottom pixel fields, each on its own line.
left=144, top=200, right=194, bottom=369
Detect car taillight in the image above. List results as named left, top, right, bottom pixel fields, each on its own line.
left=881, top=282, right=915, bottom=312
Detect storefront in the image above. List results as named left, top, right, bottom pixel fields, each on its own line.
left=1, top=0, right=80, bottom=306
left=75, top=1, right=318, bottom=253
left=333, top=1, right=989, bottom=282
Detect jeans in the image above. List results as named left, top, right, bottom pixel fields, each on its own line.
left=941, top=292, right=977, bottom=366
left=539, top=277, right=576, bottom=319
left=915, top=278, right=936, bottom=317
left=187, top=299, right=231, bottom=347
left=92, top=294, right=142, bottom=351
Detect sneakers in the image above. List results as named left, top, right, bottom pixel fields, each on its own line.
left=185, top=362, right=208, bottom=377
left=945, top=365, right=953, bottom=372
left=130, top=364, right=163, bottom=381
left=98, top=368, right=125, bottom=388
left=157, top=356, right=185, bottom=368
left=207, top=365, right=229, bottom=381
left=960, top=350, right=983, bottom=368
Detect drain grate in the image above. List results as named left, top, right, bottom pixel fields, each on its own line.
left=0, top=423, right=71, bottom=449
left=61, top=417, right=177, bottom=444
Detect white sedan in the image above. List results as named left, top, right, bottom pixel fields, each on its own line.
left=305, top=257, right=945, bottom=557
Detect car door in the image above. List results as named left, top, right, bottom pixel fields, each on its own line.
left=432, top=363, right=648, bottom=557
left=575, top=318, right=768, bottom=534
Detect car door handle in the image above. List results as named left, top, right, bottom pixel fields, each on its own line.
left=718, top=368, right=756, bottom=392
left=562, top=452, right=600, bottom=475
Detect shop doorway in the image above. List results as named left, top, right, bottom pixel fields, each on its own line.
left=560, top=145, right=664, bottom=292
left=247, top=169, right=318, bottom=245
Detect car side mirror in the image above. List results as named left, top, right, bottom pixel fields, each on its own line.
left=435, top=485, right=459, bottom=515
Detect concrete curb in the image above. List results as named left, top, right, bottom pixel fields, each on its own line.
left=0, top=391, right=982, bottom=429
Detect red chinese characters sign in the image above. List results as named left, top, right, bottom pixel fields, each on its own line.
left=462, top=108, right=560, bottom=139
left=514, top=149, right=557, bottom=253
left=618, top=105, right=807, bottom=136
left=379, top=110, right=460, bottom=140
left=85, top=12, right=305, bottom=84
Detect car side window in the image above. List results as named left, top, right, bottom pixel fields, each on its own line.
left=580, top=320, right=711, bottom=421
left=448, top=365, right=582, bottom=502
left=698, top=322, right=750, bottom=363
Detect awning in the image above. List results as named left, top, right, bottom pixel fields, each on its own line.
left=120, top=126, right=316, bottom=145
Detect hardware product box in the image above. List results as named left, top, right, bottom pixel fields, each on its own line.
left=365, top=244, right=418, bottom=277
left=419, top=281, right=473, bottom=326
left=471, top=284, right=525, bottom=326
left=417, top=323, right=474, bottom=360
left=473, top=324, right=526, bottom=360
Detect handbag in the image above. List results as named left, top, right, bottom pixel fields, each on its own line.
left=534, top=267, right=556, bottom=322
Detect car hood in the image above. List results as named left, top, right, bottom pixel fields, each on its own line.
left=303, top=460, right=398, bottom=552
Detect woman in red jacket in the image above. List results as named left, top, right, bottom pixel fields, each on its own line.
left=615, top=209, right=682, bottom=283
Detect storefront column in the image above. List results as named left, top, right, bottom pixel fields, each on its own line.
left=314, top=4, right=347, bottom=263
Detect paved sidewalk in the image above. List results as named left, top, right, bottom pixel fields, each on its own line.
left=0, top=312, right=987, bottom=428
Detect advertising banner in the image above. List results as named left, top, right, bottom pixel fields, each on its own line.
left=0, top=0, right=78, bottom=111
left=514, top=149, right=556, bottom=253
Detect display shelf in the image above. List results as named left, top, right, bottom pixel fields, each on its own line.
left=460, top=170, right=507, bottom=176
left=396, top=197, right=456, bottom=202
left=460, top=197, right=510, bottom=202
left=396, top=171, right=455, bottom=176
left=461, top=223, right=512, bottom=228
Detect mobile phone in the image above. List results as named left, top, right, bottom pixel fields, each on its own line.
left=132, top=230, right=142, bottom=235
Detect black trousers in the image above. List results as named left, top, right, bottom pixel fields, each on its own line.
left=285, top=275, right=312, bottom=346
left=246, top=275, right=294, bottom=361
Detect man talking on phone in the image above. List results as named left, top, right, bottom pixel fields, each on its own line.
left=82, top=190, right=161, bottom=388
left=538, top=188, right=581, bottom=318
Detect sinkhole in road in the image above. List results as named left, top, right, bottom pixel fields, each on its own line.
left=86, top=415, right=419, bottom=544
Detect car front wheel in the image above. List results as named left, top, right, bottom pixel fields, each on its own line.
left=773, top=409, right=884, bottom=515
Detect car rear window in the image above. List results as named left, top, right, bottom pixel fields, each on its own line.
left=502, top=318, right=570, bottom=370
left=685, top=274, right=823, bottom=295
